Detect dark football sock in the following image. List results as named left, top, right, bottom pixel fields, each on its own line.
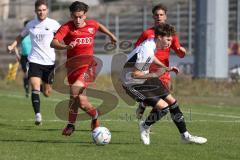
left=23, top=77, right=29, bottom=95
left=169, top=101, right=187, bottom=134
left=144, top=107, right=169, bottom=126
left=68, top=97, right=79, bottom=124
left=31, top=90, right=40, bottom=114
left=86, top=108, right=98, bottom=120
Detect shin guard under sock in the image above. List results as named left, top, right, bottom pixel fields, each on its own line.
left=31, top=90, right=40, bottom=114
left=169, top=101, right=187, bottom=134
left=144, top=107, right=169, bottom=126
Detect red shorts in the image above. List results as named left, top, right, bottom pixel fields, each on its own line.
left=65, top=55, right=97, bottom=87
left=159, top=73, right=171, bottom=91
left=150, top=69, right=171, bottom=90
left=67, top=66, right=96, bottom=87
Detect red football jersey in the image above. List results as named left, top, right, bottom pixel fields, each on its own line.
left=54, top=20, right=99, bottom=86
left=135, top=27, right=183, bottom=88
left=54, top=20, right=99, bottom=59
left=135, top=27, right=182, bottom=57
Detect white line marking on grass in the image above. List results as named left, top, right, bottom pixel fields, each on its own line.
left=0, top=92, right=104, bottom=104
left=189, top=112, right=240, bottom=119
left=1, top=92, right=240, bottom=119
left=124, top=106, right=240, bottom=119
left=1, top=119, right=240, bottom=123
left=0, top=92, right=64, bottom=102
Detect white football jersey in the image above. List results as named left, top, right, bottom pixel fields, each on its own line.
left=121, top=38, right=156, bottom=85
left=133, top=38, right=156, bottom=72
left=21, top=17, right=60, bottom=65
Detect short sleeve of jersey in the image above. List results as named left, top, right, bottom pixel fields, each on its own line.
left=92, top=20, right=100, bottom=31
left=21, top=27, right=28, bottom=38
left=134, top=31, right=148, bottom=47
left=54, top=23, right=70, bottom=41
left=171, top=35, right=181, bottom=50
left=134, top=28, right=154, bottom=47
left=20, top=21, right=32, bottom=37
left=52, top=21, right=61, bottom=33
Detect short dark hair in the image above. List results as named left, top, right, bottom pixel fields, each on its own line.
left=35, top=0, right=48, bottom=9
left=154, top=23, right=176, bottom=37
left=69, top=1, right=89, bottom=13
left=152, top=3, right=167, bottom=15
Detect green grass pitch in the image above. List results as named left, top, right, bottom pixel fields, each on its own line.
left=0, top=89, right=240, bottom=160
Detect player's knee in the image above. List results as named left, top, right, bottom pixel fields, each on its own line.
left=70, top=93, right=79, bottom=99
left=68, top=95, right=79, bottom=108
left=42, top=85, right=52, bottom=97
left=144, top=97, right=161, bottom=108
left=43, top=90, right=51, bottom=97
left=79, top=99, right=89, bottom=110
left=32, top=90, right=41, bottom=95
left=164, top=94, right=176, bottom=105
left=71, top=95, right=88, bottom=110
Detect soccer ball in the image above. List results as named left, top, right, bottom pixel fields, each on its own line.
left=92, top=127, right=111, bottom=145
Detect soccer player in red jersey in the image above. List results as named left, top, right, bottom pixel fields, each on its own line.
left=135, top=4, right=187, bottom=119
left=50, top=1, right=117, bottom=136
left=135, top=4, right=186, bottom=89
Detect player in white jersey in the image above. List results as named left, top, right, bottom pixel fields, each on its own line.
left=8, top=0, right=60, bottom=125
left=122, top=23, right=207, bottom=145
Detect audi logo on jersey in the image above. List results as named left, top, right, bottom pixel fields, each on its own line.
left=74, top=37, right=93, bottom=45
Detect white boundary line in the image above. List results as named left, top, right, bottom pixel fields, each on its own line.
left=189, top=112, right=240, bottom=119
left=0, top=92, right=64, bottom=102
left=1, top=92, right=240, bottom=120
left=0, top=119, right=240, bottom=123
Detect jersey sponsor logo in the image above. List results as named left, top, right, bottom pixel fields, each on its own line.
left=88, top=28, right=94, bottom=34
left=35, top=34, right=45, bottom=42
left=74, top=37, right=93, bottom=45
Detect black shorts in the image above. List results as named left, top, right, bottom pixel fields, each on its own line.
left=123, top=78, right=169, bottom=106
left=28, top=62, right=55, bottom=84
left=20, top=56, right=28, bottom=72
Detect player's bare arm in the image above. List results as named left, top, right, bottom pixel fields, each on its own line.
left=176, top=46, right=186, bottom=58
left=171, top=35, right=186, bottom=58
left=50, top=39, right=75, bottom=50
left=153, top=57, right=179, bottom=74
left=131, top=67, right=178, bottom=79
left=7, top=35, right=22, bottom=53
left=131, top=68, right=164, bottom=79
left=14, top=47, right=21, bottom=61
left=98, top=23, right=117, bottom=44
left=153, top=56, right=169, bottom=69
left=132, top=69, right=155, bottom=79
